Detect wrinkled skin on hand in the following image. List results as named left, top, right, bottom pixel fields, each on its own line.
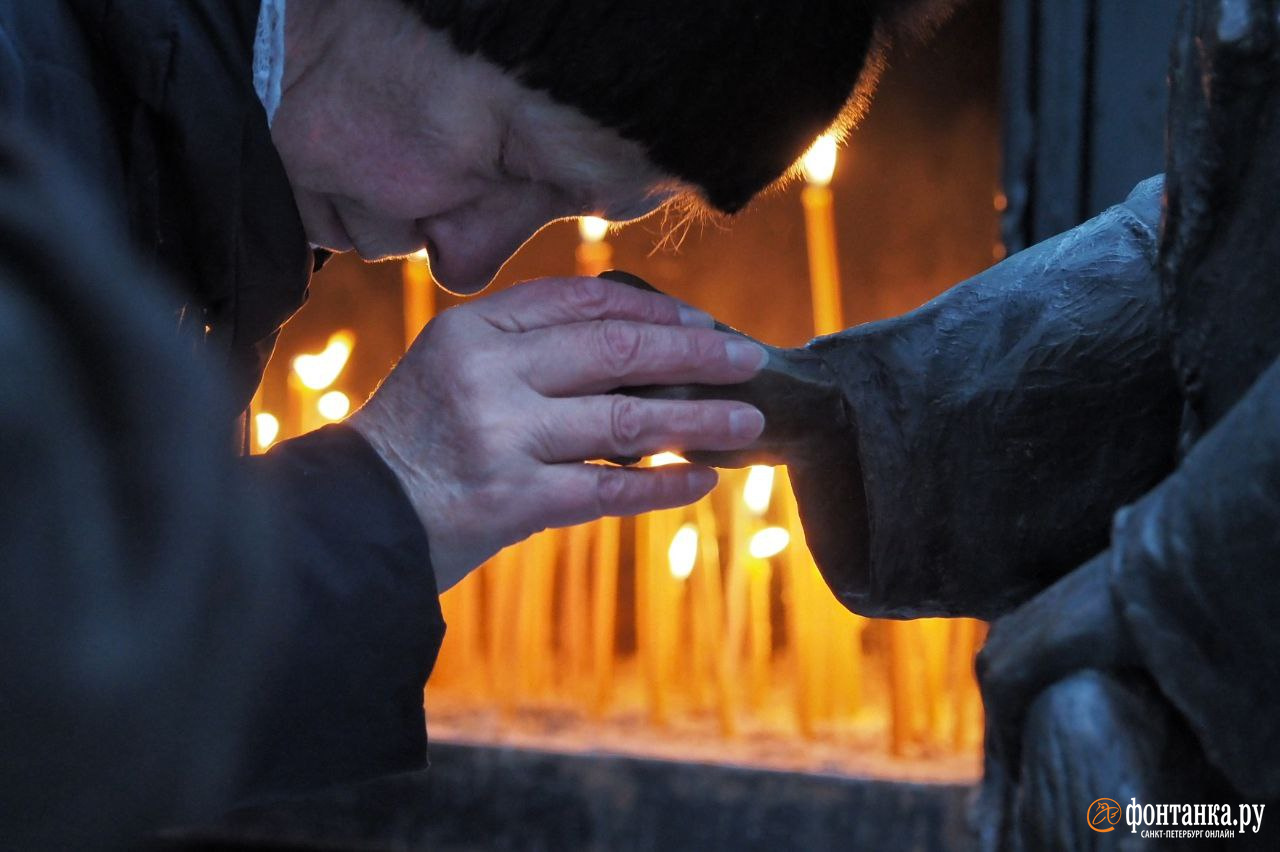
left=349, top=275, right=768, bottom=591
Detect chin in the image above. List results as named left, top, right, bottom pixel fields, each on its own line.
left=432, top=268, right=495, bottom=297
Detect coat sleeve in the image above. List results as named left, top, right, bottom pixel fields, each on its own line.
left=789, top=177, right=1182, bottom=619
left=1108, top=352, right=1280, bottom=799
left=0, top=21, right=21, bottom=113
left=235, top=425, right=445, bottom=801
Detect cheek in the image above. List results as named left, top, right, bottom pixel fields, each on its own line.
left=337, top=138, right=481, bottom=220
left=282, top=107, right=489, bottom=220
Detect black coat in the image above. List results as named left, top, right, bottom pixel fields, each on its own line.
left=0, top=0, right=444, bottom=813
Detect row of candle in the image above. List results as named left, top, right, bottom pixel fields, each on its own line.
left=256, top=132, right=988, bottom=758
left=427, top=458, right=986, bottom=754
left=426, top=133, right=986, bottom=754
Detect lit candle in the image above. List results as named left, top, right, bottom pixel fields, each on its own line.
left=440, top=573, right=483, bottom=696
left=668, top=523, right=698, bottom=704
left=833, top=605, right=867, bottom=719
left=743, top=465, right=775, bottom=516
left=253, top=412, right=280, bottom=452
left=721, top=467, right=758, bottom=734
left=800, top=133, right=845, bottom=336
left=887, top=619, right=918, bottom=756
left=402, top=248, right=435, bottom=350
left=591, top=515, right=621, bottom=717
left=517, top=530, right=558, bottom=699
left=918, top=617, right=949, bottom=749
left=949, top=618, right=987, bottom=750
left=289, top=330, right=354, bottom=435
left=576, top=216, right=612, bottom=277
left=317, top=390, right=350, bottom=422
left=487, top=546, right=520, bottom=715
left=747, top=526, right=789, bottom=710
left=560, top=523, right=592, bottom=698
left=778, top=473, right=816, bottom=736
left=647, top=510, right=681, bottom=725
left=638, top=453, right=686, bottom=724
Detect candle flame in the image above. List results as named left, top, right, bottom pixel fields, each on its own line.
left=293, top=330, right=355, bottom=390
left=317, top=390, right=351, bottom=422
left=578, top=215, right=610, bottom=244
left=668, top=523, right=699, bottom=580
left=748, top=526, right=790, bottom=559
left=742, top=465, right=776, bottom=515
left=410, top=248, right=430, bottom=261
left=648, top=452, right=688, bottom=467
left=254, top=412, right=280, bottom=450
left=801, top=133, right=838, bottom=187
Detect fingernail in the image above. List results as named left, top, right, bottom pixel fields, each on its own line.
left=687, top=467, right=718, bottom=492
left=677, top=305, right=715, bottom=328
left=726, top=339, right=767, bottom=371
left=729, top=407, right=765, bottom=440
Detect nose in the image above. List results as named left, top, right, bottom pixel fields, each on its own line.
left=423, top=201, right=559, bottom=296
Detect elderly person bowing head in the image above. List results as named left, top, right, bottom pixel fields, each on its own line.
left=0, top=0, right=938, bottom=823
left=273, top=0, right=904, bottom=587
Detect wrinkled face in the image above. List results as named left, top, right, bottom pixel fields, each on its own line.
left=270, top=0, right=677, bottom=294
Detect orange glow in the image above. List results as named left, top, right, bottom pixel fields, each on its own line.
left=668, top=524, right=699, bottom=580
left=578, top=215, right=610, bottom=243
left=742, top=465, right=776, bottom=515
left=292, top=331, right=354, bottom=391
left=648, top=452, right=688, bottom=467
left=748, top=526, right=790, bottom=559
left=253, top=412, right=280, bottom=450
left=317, top=390, right=351, bottom=421
left=801, top=133, right=839, bottom=187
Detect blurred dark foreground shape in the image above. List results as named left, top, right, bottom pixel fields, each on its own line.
left=0, top=127, right=282, bottom=850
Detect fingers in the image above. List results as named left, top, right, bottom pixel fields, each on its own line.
left=534, top=462, right=720, bottom=528
left=473, top=276, right=714, bottom=333
left=519, top=320, right=767, bottom=396
left=529, top=395, right=766, bottom=463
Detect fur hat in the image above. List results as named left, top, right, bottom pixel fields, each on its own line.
left=402, top=1, right=948, bottom=213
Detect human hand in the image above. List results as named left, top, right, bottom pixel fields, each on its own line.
left=349, top=275, right=766, bottom=591
left=976, top=552, right=1139, bottom=768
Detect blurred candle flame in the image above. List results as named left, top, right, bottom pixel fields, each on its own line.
left=668, top=523, right=699, bottom=580
left=748, top=526, right=790, bottom=559
left=743, top=465, right=776, bottom=515
left=801, top=133, right=839, bottom=187
left=578, top=216, right=610, bottom=244
left=317, top=390, right=351, bottom=422
left=254, top=412, right=280, bottom=450
left=648, top=452, right=688, bottom=467
left=292, top=330, right=355, bottom=390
